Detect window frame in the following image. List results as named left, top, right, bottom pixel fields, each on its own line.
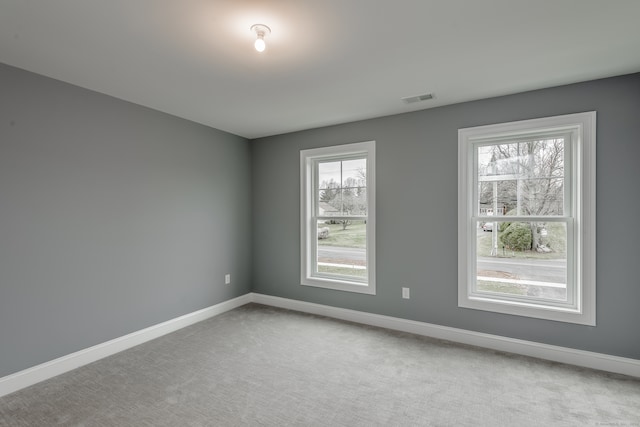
left=458, top=112, right=596, bottom=325
left=300, top=141, right=376, bottom=295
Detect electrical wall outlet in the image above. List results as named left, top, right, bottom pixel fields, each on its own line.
left=402, top=287, right=410, bottom=299
left=225, top=274, right=231, bottom=285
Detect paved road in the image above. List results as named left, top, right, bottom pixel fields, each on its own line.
left=318, top=245, right=565, bottom=283
left=318, top=246, right=366, bottom=262
left=478, top=257, right=566, bottom=283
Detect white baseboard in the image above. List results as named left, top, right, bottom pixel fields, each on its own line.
left=0, top=294, right=252, bottom=398
left=2, top=291, right=637, bottom=398
left=250, top=293, right=640, bottom=378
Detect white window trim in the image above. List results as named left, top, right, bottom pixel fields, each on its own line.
left=300, top=141, right=376, bottom=295
left=458, top=112, right=596, bottom=325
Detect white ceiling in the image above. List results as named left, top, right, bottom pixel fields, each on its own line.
left=1, top=0, right=640, bottom=139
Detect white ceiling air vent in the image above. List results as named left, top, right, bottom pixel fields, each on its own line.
left=401, top=93, right=434, bottom=104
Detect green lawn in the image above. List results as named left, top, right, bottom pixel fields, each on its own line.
left=318, top=221, right=366, bottom=249
left=317, top=265, right=368, bottom=278
left=477, top=280, right=527, bottom=295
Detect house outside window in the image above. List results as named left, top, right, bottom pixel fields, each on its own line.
left=300, top=141, right=376, bottom=294
left=458, top=112, right=596, bottom=325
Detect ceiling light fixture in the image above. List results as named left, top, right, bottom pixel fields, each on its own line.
left=250, top=24, right=271, bottom=53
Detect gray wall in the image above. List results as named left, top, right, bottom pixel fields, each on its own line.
left=2, top=62, right=638, bottom=379
left=251, top=73, right=640, bottom=360
left=0, top=63, right=252, bottom=377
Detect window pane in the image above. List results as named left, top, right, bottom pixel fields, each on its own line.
left=519, top=178, right=564, bottom=216
left=316, top=219, right=367, bottom=280
left=317, top=189, right=340, bottom=216
left=477, top=138, right=565, bottom=216
left=341, top=158, right=366, bottom=187
left=337, top=188, right=367, bottom=215
left=478, top=143, right=520, bottom=177
left=318, top=161, right=341, bottom=189
left=478, top=180, right=516, bottom=216
left=476, top=221, right=567, bottom=302
left=317, top=158, right=367, bottom=216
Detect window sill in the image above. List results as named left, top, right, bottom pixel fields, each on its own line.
left=459, top=294, right=595, bottom=325
left=301, top=276, right=376, bottom=295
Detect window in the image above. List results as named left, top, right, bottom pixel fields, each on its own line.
left=300, top=141, right=375, bottom=294
left=458, top=112, right=595, bottom=325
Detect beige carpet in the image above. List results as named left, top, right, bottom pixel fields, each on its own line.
left=1, top=303, right=639, bottom=426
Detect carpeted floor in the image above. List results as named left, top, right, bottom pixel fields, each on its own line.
left=1, top=303, right=639, bottom=426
